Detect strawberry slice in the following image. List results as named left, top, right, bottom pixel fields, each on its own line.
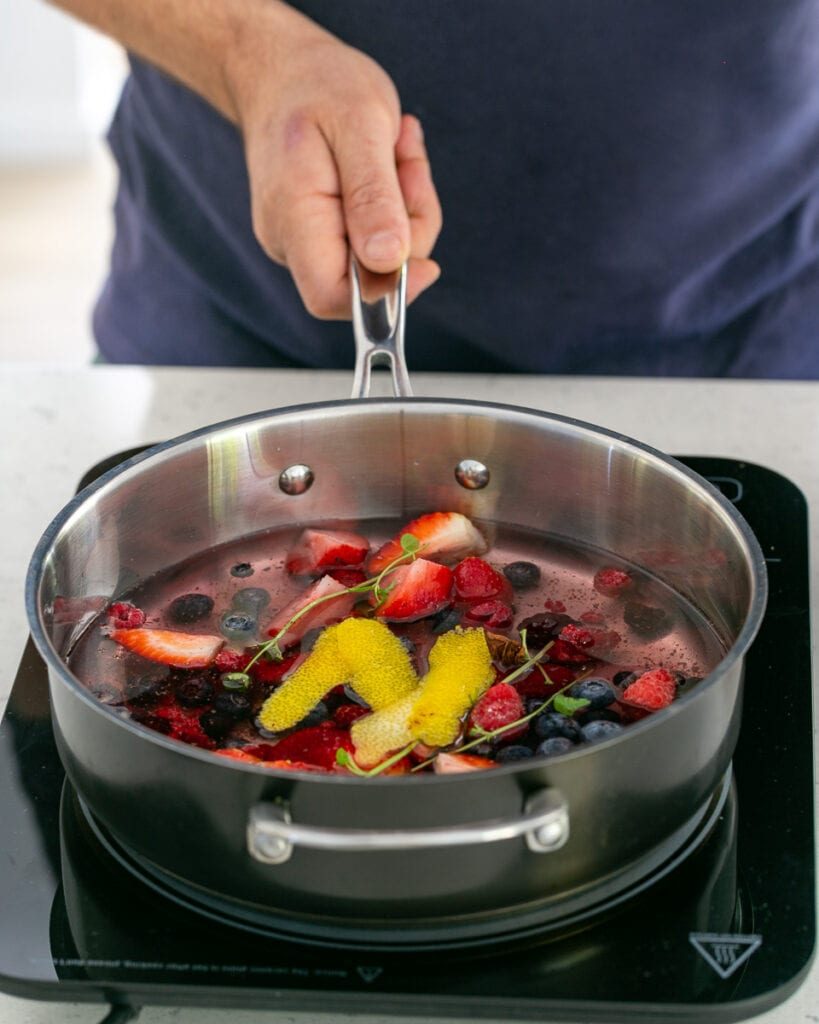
left=109, top=628, right=223, bottom=668
left=285, top=529, right=370, bottom=576
left=264, top=724, right=354, bottom=770
left=215, top=748, right=262, bottom=764
left=266, top=575, right=356, bottom=646
left=368, top=512, right=487, bottom=574
left=372, top=558, right=453, bottom=622
left=433, top=752, right=497, bottom=773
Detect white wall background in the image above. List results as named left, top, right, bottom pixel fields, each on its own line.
left=0, top=0, right=125, bottom=164
left=0, top=1, right=125, bottom=362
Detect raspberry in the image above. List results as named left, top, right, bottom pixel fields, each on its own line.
left=326, top=567, right=368, bottom=588
left=622, top=668, right=676, bottom=710
left=153, top=705, right=216, bottom=749
left=465, top=600, right=513, bottom=628
left=108, top=601, right=146, bottom=629
left=593, top=567, right=632, bottom=597
left=453, top=557, right=508, bottom=602
left=214, top=649, right=252, bottom=672
left=559, top=623, right=595, bottom=648
left=470, top=682, right=524, bottom=733
left=624, top=602, right=672, bottom=640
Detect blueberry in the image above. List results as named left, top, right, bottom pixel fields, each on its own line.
left=431, top=607, right=462, bottom=634
left=295, top=701, right=330, bottom=729
left=503, top=561, right=541, bottom=590
left=533, top=712, right=582, bottom=743
left=253, top=715, right=279, bottom=740
left=399, top=636, right=417, bottom=656
left=524, top=696, right=549, bottom=716
left=232, top=587, right=270, bottom=613
left=124, top=673, right=170, bottom=708
left=230, top=562, right=254, bottom=578
left=200, top=709, right=234, bottom=740
left=495, top=744, right=534, bottom=763
left=581, top=719, right=625, bottom=744
left=577, top=708, right=621, bottom=726
left=167, top=592, right=214, bottom=624
left=623, top=602, right=673, bottom=641
left=213, top=691, right=252, bottom=720
left=220, top=611, right=256, bottom=641
left=536, top=736, right=574, bottom=758
left=300, top=628, right=322, bottom=652
left=613, top=670, right=637, bottom=687
left=176, top=675, right=215, bottom=708
left=568, top=677, right=617, bottom=709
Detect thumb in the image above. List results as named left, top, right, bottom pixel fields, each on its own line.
left=334, top=115, right=412, bottom=274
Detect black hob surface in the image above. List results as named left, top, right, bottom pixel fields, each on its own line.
left=1, top=456, right=814, bottom=1023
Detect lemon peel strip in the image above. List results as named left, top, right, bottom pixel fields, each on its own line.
left=257, top=618, right=418, bottom=733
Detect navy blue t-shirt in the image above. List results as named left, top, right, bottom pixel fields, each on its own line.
left=95, top=0, right=819, bottom=376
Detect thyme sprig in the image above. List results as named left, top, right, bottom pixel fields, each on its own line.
left=244, top=533, right=422, bottom=670
left=336, top=742, right=417, bottom=777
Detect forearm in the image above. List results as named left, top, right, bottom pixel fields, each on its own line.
left=43, top=0, right=325, bottom=124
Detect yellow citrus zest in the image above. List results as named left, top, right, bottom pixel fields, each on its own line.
left=408, top=627, right=495, bottom=747
left=257, top=618, right=418, bottom=733
left=350, top=627, right=495, bottom=765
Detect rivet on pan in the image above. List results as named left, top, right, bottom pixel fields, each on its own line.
left=279, top=464, right=314, bottom=495
left=455, top=459, right=490, bottom=490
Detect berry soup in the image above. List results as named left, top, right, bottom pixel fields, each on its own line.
left=66, top=512, right=727, bottom=776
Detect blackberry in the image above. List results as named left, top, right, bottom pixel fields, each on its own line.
left=230, top=562, right=254, bottom=578
left=213, top=691, right=252, bottom=720
left=176, top=675, right=215, bottom=708
left=167, top=592, right=214, bottom=624
left=517, top=613, right=565, bottom=649
left=623, top=602, right=673, bottom=640
left=200, top=709, right=234, bottom=740
left=130, top=709, right=172, bottom=735
left=503, top=561, right=541, bottom=590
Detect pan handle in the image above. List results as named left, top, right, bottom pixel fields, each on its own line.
left=350, top=258, right=413, bottom=399
left=247, top=787, right=569, bottom=865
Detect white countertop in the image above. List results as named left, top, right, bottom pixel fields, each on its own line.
left=1, top=364, right=816, bottom=1024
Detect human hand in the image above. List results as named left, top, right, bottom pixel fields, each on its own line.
left=227, top=10, right=442, bottom=319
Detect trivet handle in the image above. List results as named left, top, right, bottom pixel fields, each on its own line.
left=247, top=788, right=569, bottom=865
left=350, top=258, right=413, bottom=399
